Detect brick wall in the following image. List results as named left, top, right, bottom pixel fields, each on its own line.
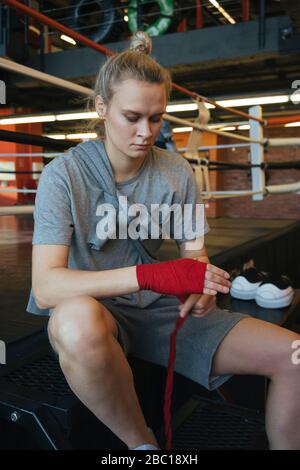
left=218, top=127, right=300, bottom=219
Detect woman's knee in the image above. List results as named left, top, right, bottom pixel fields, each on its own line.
left=269, top=332, right=300, bottom=379
left=48, top=295, right=118, bottom=357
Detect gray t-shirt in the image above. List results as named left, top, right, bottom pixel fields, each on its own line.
left=27, top=140, right=209, bottom=316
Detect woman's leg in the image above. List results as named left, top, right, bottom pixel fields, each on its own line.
left=211, top=317, right=300, bottom=450
left=48, top=295, right=158, bottom=449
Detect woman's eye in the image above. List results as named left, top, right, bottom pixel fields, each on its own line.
left=126, top=116, right=162, bottom=123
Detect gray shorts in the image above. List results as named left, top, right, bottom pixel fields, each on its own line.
left=100, top=295, right=248, bottom=391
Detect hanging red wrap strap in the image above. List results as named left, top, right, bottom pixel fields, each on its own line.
left=164, top=314, right=187, bottom=450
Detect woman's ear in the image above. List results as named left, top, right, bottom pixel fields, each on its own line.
left=95, top=95, right=107, bottom=119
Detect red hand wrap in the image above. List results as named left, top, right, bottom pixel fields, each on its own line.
left=136, top=258, right=207, bottom=301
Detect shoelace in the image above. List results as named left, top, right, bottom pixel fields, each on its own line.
left=232, top=267, right=268, bottom=283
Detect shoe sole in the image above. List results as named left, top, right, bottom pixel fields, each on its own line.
left=255, top=292, right=294, bottom=309
left=230, top=286, right=258, bottom=300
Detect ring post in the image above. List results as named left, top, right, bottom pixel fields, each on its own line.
left=249, top=105, right=265, bottom=200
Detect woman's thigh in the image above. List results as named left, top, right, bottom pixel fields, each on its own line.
left=211, top=317, right=300, bottom=378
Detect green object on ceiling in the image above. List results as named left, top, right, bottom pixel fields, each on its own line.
left=128, top=0, right=174, bottom=36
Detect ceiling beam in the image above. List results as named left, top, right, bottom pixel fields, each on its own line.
left=22, top=15, right=292, bottom=82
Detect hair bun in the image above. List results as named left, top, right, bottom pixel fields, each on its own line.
left=130, top=31, right=152, bottom=55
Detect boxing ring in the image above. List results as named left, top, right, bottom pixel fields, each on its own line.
left=1, top=0, right=300, bottom=451
left=1, top=0, right=300, bottom=208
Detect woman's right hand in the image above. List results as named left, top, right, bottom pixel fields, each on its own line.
left=136, top=258, right=231, bottom=298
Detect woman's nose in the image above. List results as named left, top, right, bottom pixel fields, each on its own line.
left=137, top=121, right=152, bottom=138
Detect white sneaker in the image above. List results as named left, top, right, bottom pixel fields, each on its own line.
left=230, top=267, right=266, bottom=300
left=255, top=275, right=294, bottom=309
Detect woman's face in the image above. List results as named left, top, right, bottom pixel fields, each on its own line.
left=96, top=78, right=167, bottom=160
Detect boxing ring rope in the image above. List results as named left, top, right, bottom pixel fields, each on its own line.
left=0, top=59, right=264, bottom=145
left=0, top=58, right=92, bottom=97
left=3, top=0, right=264, bottom=125
left=0, top=188, right=37, bottom=193
left=2, top=59, right=299, bottom=148
left=202, top=183, right=300, bottom=199
left=179, top=143, right=251, bottom=151
left=2, top=155, right=299, bottom=170
left=0, top=205, right=34, bottom=214
left=1, top=183, right=298, bottom=198
left=166, top=114, right=263, bottom=144
left=0, top=129, right=76, bottom=150
left=1, top=120, right=300, bottom=200
left=202, top=190, right=263, bottom=199
left=0, top=55, right=265, bottom=145
left=267, top=138, right=300, bottom=148
left=266, top=182, right=300, bottom=194
left=171, top=83, right=265, bottom=124
left=0, top=153, right=64, bottom=157
left=266, top=115, right=300, bottom=126
left=1, top=110, right=299, bottom=200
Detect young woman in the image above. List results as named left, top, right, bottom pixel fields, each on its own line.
left=27, top=32, right=300, bottom=450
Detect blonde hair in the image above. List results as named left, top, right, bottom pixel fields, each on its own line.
left=94, top=31, right=171, bottom=104
left=89, top=31, right=172, bottom=137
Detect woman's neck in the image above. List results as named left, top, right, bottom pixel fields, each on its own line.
left=104, top=139, right=149, bottom=183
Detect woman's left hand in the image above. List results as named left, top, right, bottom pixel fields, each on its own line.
left=179, top=293, right=217, bottom=318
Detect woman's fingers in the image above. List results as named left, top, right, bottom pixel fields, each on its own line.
left=203, top=287, right=217, bottom=295
left=206, top=264, right=230, bottom=280
left=179, top=294, right=201, bottom=318
left=205, top=265, right=231, bottom=292
left=179, top=294, right=217, bottom=318
left=204, top=279, right=230, bottom=294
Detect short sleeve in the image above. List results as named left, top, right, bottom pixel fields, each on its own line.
left=176, top=162, right=210, bottom=244
left=32, top=163, right=74, bottom=245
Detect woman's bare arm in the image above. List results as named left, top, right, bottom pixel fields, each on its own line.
left=32, top=244, right=139, bottom=309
